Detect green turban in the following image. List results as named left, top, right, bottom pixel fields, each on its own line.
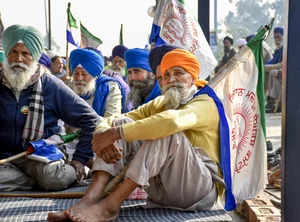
left=2, top=25, right=44, bottom=61
left=0, top=50, right=4, bottom=63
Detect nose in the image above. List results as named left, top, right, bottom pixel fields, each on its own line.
left=16, top=53, right=23, bottom=63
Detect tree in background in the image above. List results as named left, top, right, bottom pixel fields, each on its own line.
left=214, top=0, right=284, bottom=62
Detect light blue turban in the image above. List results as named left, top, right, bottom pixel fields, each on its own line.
left=124, top=48, right=152, bottom=72
left=0, top=51, right=4, bottom=63
left=70, top=48, right=104, bottom=77
left=2, top=25, right=44, bottom=61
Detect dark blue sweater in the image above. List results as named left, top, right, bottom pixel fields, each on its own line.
left=0, top=73, right=100, bottom=164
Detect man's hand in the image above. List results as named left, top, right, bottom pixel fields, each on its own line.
left=92, top=127, right=121, bottom=155
left=70, top=160, right=86, bottom=183
left=100, top=142, right=123, bottom=164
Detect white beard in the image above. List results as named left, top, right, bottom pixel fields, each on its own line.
left=111, top=64, right=126, bottom=77
left=71, top=78, right=96, bottom=97
left=162, top=82, right=190, bottom=110
left=3, top=60, right=38, bottom=92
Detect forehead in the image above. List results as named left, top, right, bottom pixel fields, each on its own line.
left=74, top=67, right=88, bottom=73
left=274, top=32, right=283, bottom=39
left=113, top=56, right=125, bottom=62
left=224, top=39, right=231, bottom=44
left=11, top=43, right=30, bottom=52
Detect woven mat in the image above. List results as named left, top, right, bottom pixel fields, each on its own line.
left=0, top=198, right=232, bottom=222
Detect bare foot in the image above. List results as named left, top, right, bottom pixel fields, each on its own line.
left=47, top=201, right=93, bottom=222
left=66, top=200, right=119, bottom=222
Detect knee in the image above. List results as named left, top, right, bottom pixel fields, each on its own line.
left=37, top=162, right=76, bottom=190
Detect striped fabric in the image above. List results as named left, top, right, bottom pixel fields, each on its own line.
left=0, top=198, right=232, bottom=222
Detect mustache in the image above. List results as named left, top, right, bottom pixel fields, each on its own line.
left=162, top=82, right=186, bottom=92
left=74, top=80, right=87, bottom=85
left=129, top=80, right=147, bottom=88
left=10, top=62, right=29, bottom=70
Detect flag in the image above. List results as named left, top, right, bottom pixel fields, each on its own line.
left=80, top=22, right=103, bottom=48
left=67, top=2, right=81, bottom=47
left=212, top=24, right=270, bottom=208
left=149, top=0, right=217, bottom=80
left=24, top=132, right=80, bottom=163
left=0, top=12, right=5, bottom=50
left=119, top=24, right=124, bottom=45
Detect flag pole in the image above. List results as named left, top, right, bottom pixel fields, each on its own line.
left=65, top=37, right=70, bottom=77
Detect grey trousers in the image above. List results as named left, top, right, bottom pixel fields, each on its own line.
left=93, top=117, right=223, bottom=211
left=268, top=69, right=282, bottom=99
left=0, top=157, right=76, bottom=191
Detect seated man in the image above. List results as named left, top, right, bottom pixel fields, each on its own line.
left=110, top=44, right=128, bottom=79
left=48, top=48, right=225, bottom=222
left=125, top=48, right=161, bottom=109
left=64, top=48, right=123, bottom=162
left=0, top=25, right=100, bottom=191
left=265, top=27, right=284, bottom=113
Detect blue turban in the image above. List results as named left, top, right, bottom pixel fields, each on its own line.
left=70, top=48, right=104, bottom=77
left=112, top=45, right=128, bottom=60
left=38, top=53, right=52, bottom=69
left=274, top=27, right=284, bottom=36
left=2, top=24, right=44, bottom=61
left=125, top=48, right=152, bottom=72
left=0, top=50, right=4, bottom=63
left=149, top=44, right=180, bottom=75
left=245, top=34, right=255, bottom=42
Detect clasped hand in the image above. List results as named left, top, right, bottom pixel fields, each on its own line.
left=92, top=127, right=123, bottom=164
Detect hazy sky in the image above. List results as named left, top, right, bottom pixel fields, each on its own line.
left=0, top=0, right=231, bottom=56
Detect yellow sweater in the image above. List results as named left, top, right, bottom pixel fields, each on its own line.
left=95, top=94, right=220, bottom=166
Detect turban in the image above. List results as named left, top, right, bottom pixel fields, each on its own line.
left=245, top=34, right=255, bottom=42
left=274, top=27, right=284, bottom=36
left=149, top=44, right=179, bottom=75
left=125, top=48, right=152, bottom=72
left=70, top=48, right=104, bottom=77
left=0, top=50, right=4, bottom=63
left=2, top=24, right=44, bottom=61
left=38, top=53, right=52, bottom=69
left=223, top=36, right=234, bottom=45
left=112, top=45, right=128, bottom=60
left=236, top=38, right=247, bottom=47
left=161, top=48, right=207, bottom=88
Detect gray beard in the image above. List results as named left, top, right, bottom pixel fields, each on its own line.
left=127, top=76, right=155, bottom=108
left=162, top=82, right=190, bottom=110
left=3, top=60, right=38, bottom=92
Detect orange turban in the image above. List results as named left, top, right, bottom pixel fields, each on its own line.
left=160, top=49, right=207, bottom=88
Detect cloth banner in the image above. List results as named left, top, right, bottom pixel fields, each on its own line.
left=149, top=0, right=217, bottom=80
left=213, top=26, right=268, bottom=206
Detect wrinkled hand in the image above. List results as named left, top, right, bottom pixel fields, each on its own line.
left=92, top=127, right=121, bottom=156
left=70, top=160, right=86, bottom=183
left=100, top=142, right=123, bottom=164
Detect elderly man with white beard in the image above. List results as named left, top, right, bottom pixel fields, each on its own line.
left=0, top=25, right=100, bottom=192
left=48, top=48, right=228, bottom=222
left=110, top=44, right=128, bottom=80
left=64, top=48, right=123, bottom=163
